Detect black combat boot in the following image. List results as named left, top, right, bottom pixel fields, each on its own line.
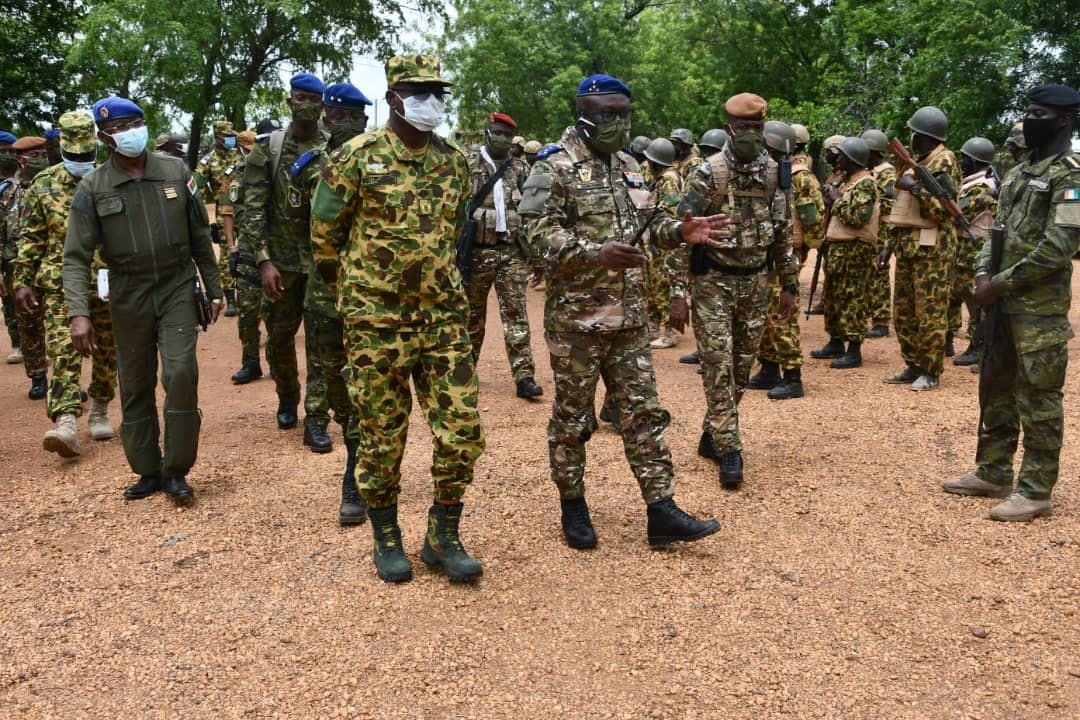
left=768, top=367, right=805, bottom=400
left=223, top=291, right=239, bottom=317
left=560, top=497, right=598, bottom=549
left=339, top=438, right=366, bottom=525
left=679, top=351, right=700, bottom=365
left=368, top=505, right=412, bottom=583
left=646, top=498, right=720, bottom=547
left=697, top=431, right=718, bottom=461
left=276, top=402, right=298, bottom=430
left=303, top=421, right=332, bottom=453
left=719, top=450, right=744, bottom=490
left=163, top=476, right=194, bottom=503
left=810, top=338, right=845, bottom=359
left=28, top=373, right=46, bottom=400
left=867, top=324, right=890, bottom=338
left=515, top=377, right=543, bottom=399
left=124, top=475, right=162, bottom=500
left=831, top=341, right=862, bottom=369
left=231, top=364, right=263, bottom=384
left=746, top=359, right=781, bottom=389
left=953, top=340, right=981, bottom=366
left=420, top=503, right=483, bottom=583
left=944, top=331, right=955, bottom=357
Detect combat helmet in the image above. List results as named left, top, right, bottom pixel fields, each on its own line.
left=906, top=106, right=948, bottom=141
left=791, top=123, right=810, bottom=146
left=644, top=137, right=676, bottom=167
left=763, top=120, right=796, bottom=155
left=960, top=137, right=995, bottom=164
left=838, top=137, right=870, bottom=168
left=630, top=135, right=651, bottom=155
left=669, top=128, right=694, bottom=146
left=822, top=134, right=845, bottom=151
left=699, top=128, right=729, bottom=153
left=860, top=129, right=889, bottom=153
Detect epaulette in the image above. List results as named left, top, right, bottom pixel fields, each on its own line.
left=1063, top=154, right=1080, bottom=171
left=289, top=149, right=320, bottom=178
left=537, top=144, right=563, bottom=160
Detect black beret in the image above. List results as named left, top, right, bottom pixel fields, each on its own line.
left=1028, top=84, right=1080, bottom=110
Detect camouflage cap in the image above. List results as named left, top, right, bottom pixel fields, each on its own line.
left=385, top=55, right=452, bottom=88
left=59, top=111, right=96, bottom=154
left=212, top=120, right=234, bottom=135
left=512, top=135, right=525, bottom=147
left=1005, top=121, right=1026, bottom=149
left=524, top=140, right=542, bottom=154
left=238, top=130, right=256, bottom=147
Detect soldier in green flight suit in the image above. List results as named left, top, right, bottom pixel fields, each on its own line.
left=64, top=96, right=223, bottom=503
left=943, top=84, right=1080, bottom=522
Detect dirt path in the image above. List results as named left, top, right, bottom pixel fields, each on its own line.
left=2, top=259, right=1078, bottom=719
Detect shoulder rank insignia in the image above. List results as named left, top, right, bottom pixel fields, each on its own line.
left=577, top=166, right=592, bottom=183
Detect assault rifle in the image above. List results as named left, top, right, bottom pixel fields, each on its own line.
left=888, top=138, right=977, bottom=241
left=977, top=222, right=1005, bottom=433
left=456, top=157, right=512, bottom=285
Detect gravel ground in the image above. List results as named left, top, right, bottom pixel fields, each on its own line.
left=2, top=256, right=1079, bottom=719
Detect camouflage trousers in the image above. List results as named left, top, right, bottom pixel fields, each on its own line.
left=758, top=275, right=802, bottom=368
left=893, top=238, right=955, bottom=377
left=343, top=322, right=484, bottom=509
left=975, top=314, right=1068, bottom=500
left=823, top=240, right=875, bottom=343
left=215, top=237, right=235, bottom=294
left=15, top=287, right=47, bottom=378
left=234, top=258, right=265, bottom=368
left=692, top=271, right=768, bottom=454
left=303, top=309, right=352, bottom=433
left=546, top=328, right=674, bottom=505
left=867, top=260, right=892, bottom=324
left=2, top=268, right=19, bottom=349
left=466, top=244, right=536, bottom=383
left=43, top=289, right=116, bottom=419
left=645, top=248, right=674, bottom=330
left=264, top=269, right=307, bottom=408
left=948, top=237, right=980, bottom=340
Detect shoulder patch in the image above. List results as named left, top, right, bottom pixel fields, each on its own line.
left=186, top=176, right=198, bottom=196
left=537, top=144, right=563, bottom=160
left=289, top=149, right=320, bottom=178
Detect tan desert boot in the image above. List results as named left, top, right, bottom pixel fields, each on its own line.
left=43, top=413, right=80, bottom=457
left=989, top=493, right=1052, bottom=522
left=942, top=469, right=1012, bottom=498
left=88, top=400, right=115, bottom=441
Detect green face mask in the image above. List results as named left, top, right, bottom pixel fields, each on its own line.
left=486, top=132, right=513, bottom=157
left=328, top=120, right=367, bottom=148
left=730, top=132, right=764, bottom=162
left=584, top=119, right=630, bottom=156
left=24, top=157, right=50, bottom=176
left=292, top=100, right=323, bottom=125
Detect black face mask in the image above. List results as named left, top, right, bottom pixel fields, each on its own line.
left=960, top=157, right=976, bottom=177
left=1022, top=116, right=1059, bottom=148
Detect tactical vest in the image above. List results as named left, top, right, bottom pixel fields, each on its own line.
left=959, top=173, right=998, bottom=240
left=790, top=161, right=812, bottom=248
left=825, top=170, right=880, bottom=244
left=884, top=145, right=947, bottom=247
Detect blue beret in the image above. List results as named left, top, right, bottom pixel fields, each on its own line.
left=323, top=83, right=373, bottom=109
left=576, top=74, right=632, bottom=99
left=44, top=128, right=61, bottom=141
left=0, top=131, right=16, bottom=145
left=1028, top=84, right=1080, bottom=110
left=91, top=96, right=144, bottom=126
left=290, top=72, right=326, bottom=95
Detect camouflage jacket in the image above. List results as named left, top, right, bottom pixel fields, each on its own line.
left=239, top=127, right=323, bottom=272
left=675, top=145, right=798, bottom=287
left=12, top=162, right=99, bottom=291
left=676, top=148, right=701, bottom=183
left=194, top=146, right=243, bottom=225
left=893, top=143, right=962, bottom=256
left=650, top=166, right=690, bottom=299
left=290, top=142, right=339, bottom=316
left=870, top=160, right=897, bottom=245
left=979, top=151, right=1080, bottom=322
left=519, top=125, right=683, bottom=334
left=826, top=170, right=879, bottom=245
left=309, top=125, right=471, bottom=329
left=3, top=180, right=29, bottom=262
left=0, top=176, right=18, bottom=263
left=958, top=171, right=998, bottom=240
left=465, top=150, right=529, bottom=247
left=791, top=153, right=825, bottom=250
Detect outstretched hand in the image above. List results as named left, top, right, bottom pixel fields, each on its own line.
left=678, top=210, right=731, bottom=247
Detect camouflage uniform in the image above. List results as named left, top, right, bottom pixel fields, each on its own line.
left=0, top=177, right=20, bottom=350
left=949, top=172, right=998, bottom=340
left=759, top=153, right=822, bottom=369
left=13, top=162, right=116, bottom=419
left=464, top=150, right=537, bottom=383
left=974, top=151, right=1080, bottom=499
left=238, top=127, right=323, bottom=415
left=867, top=161, right=897, bottom=325
left=218, top=156, right=265, bottom=369
left=290, top=143, right=352, bottom=432
left=823, top=170, right=880, bottom=343
left=676, top=145, right=799, bottom=454
left=6, top=179, right=47, bottom=378
left=889, top=144, right=962, bottom=377
left=644, top=165, right=683, bottom=332
left=521, top=126, right=687, bottom=503
left=309, top=124, right=484, bottom=509
left=193, top=136, right=243, bottom=295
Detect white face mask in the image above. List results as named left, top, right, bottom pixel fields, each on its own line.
left=394, top=92, right=445, bottom=133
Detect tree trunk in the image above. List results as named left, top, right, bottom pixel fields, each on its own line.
left=187, top=111, right=206, bottom=168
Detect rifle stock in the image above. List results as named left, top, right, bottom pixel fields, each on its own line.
left=888, top=138, right=976, bottom=240
left=976, top=222, right=1005, bottom=433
